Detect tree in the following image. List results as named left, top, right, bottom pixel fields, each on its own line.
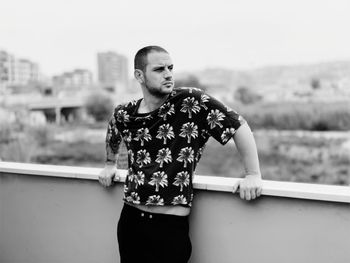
left=84, top=91, right=114, bottom=122
left=311, top=78, right=321, bottom=90
left=175, top=75, right=207, bottom=91
left=234, top=86, right=262, bottom=104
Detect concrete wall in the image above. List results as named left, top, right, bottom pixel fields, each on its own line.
left=1, top=171, right=350, bottom=263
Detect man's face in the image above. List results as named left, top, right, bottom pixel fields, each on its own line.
left=142, top=51, right=174, bottom=98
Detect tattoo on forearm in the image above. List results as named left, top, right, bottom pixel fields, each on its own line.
left=105, top=144, right=118, bottom=164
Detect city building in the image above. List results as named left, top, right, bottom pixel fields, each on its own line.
left=15, top=59, right=39, bottom=85
left=0, top=51, right=15, bottom=84
left=52, top=69, right=93, bottom=89
left=0, top=50, right=39, bottom=87
left=97, top=51, right=129, bottom=92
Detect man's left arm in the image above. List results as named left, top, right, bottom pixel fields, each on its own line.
left=232, top=122, right=263, bottom=200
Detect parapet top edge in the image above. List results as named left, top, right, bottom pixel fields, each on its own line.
left=0, top=161, right=349, bottom=203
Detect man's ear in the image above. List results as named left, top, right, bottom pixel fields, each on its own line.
left=134, top=69, right=144, bottom=83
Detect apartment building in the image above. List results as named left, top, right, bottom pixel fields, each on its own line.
left=97, top=51, right=129, bottom=91
left=0, top=50, right=39, bottom=86
left=52, top=69, right=93, bottom=88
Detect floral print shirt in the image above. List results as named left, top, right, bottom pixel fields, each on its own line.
left=105, top=87, right=246, bottom=207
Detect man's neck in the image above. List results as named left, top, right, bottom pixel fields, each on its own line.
left=139, top=93, right=169, bottom=114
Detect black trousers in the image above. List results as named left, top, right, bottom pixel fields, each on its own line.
left=117, top=204, right=192, bottom=263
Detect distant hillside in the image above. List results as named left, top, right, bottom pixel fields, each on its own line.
left=183, top=61, right=350, bottom=102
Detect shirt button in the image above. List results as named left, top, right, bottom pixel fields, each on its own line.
left=141, top=213, right=144, bottom=217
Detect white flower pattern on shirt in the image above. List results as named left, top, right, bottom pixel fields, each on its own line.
left=207, top=109, right=225, bottom=129
left=172, top=195, right=187, bottom=205
left=180, top=97, right=200, bottom=118
left=156, top=124, right=175, bottom=144
left=149, top=171, right=168, bottom=192
left=158, top=102, right=175, bottom=121
left=128, top=171, right=145, bottom=189
left=136, top=149, right=151, bottom=167
left=173, top=171, right=190, bottom=192
left=180, top=122, right=198, bottom=143
left=134, top=128, right=152, bottom=146
left=177, top=147, right=194, bottom=168
left=156, top=148, right=172, bottom=168
left=221, top=128, right=236, bottom=143
left=146, top=195, right=164, bottom=205
left=200, top=94, right=210, bottom=110
left=126, top=192, right=141, bottom=204
left=116, top=110, right=130, bottom=124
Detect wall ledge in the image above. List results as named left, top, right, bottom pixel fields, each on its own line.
left=1, top=161, right=349, bottom=203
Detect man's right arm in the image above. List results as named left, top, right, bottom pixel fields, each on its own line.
left=98, top=145, right=119, bottom=187
left=98, top=115, right=122, bottom=187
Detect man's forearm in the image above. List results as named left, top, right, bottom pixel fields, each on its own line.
left=105, top=143, right=119, bottom=166
left=233, top=123, right=261, bottom=177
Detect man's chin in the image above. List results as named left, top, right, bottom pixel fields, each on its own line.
left=160, top=84, right=174, bottom=92
left=164, top=86, right=174, bottom=95
left=164, top=85, right=174, bottom=91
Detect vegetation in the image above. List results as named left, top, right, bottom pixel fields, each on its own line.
left=232, top=101, right=350, bottom=131
left=196, top=134, right=349, bottom=186
left=84, top=91, right=115, bottom=122
left=234, top=86, right=262, bottom=104
left=310, top=78, right=321, bottom=90
left=0, top=122, right=53, bottom=162
left=1, top=99, right=349, bottom=186
left=34, top=141, right=105, bottom=166
left=175, top=75, right=207, bottom=91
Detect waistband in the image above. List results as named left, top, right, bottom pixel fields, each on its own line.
left=122, top=203, right=189, bottom=223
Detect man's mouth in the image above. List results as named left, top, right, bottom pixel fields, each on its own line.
left=163, top=81, right=174, bottom=86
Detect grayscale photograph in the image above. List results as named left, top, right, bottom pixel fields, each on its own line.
left=1, top=0, right=350, bottom=262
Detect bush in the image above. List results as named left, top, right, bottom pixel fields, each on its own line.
left=34, top=141, right=105, bottom=166
left=175, top=75, right=207, bottom=91
left=234, top=86, right=262, bottom=104
left=84, top=91, right=114, bottom=122
left=234, top=101, right=350, bottom=131
left=0, top=123, right=13, bottom=143
left=0, top=138, right=37, bottom=162
left=26, top=125, right=54, bottom=147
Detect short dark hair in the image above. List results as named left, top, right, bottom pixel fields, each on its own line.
left=134, top=46, right=169, bottom=71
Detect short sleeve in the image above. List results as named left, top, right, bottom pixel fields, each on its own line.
left=204, top=94, right=246, bottom=145
left=106, top=108, right=123, bottom=154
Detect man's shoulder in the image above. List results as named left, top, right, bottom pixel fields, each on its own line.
left=172, top=87, right=206, bottom=99
left=114, top=99, right=139, bottom=112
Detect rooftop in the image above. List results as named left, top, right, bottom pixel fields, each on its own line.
left=1, top=161, right=350, bottom=263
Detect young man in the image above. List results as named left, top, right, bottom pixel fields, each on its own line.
left=98, top=46, right=263, bottom=263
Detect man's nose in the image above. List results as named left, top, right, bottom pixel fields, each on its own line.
left=164, top=69, right=172, bottom=79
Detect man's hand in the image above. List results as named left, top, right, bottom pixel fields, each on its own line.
left=98, top=165, right=119, bottom=187
left=232, top=174, right=263, bottom=201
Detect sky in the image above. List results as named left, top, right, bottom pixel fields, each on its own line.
left=1, top=0, right=350, bottom=78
